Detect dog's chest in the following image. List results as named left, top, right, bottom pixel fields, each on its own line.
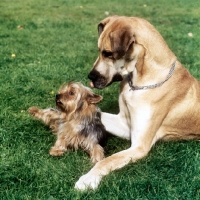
left=122, top=83, right=147, bottom=107
left=57, top=120, right=83, bottom=135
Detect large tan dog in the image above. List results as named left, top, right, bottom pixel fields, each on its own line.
left=75, top=15, right=200, bottom=190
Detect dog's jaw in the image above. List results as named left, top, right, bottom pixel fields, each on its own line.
left=88, top=59, right=124, bottom=89
left=88, top=69, right=108, bottom=89
left=88, top=70, right=123, bottom=89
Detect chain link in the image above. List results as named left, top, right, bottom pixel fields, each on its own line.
left=128, top=61, right=177, bottom=91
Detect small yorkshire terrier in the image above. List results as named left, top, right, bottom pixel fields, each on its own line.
left=29, top=82, right=107, bottom=164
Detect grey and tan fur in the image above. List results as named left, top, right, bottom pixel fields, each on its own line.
left=29, top=82, right=107, bottom=164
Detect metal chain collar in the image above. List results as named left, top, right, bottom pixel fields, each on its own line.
left=128, top=61, right=177, bottom=91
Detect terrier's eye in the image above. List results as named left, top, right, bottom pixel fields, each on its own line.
left=102, top=50, right=113, bottom=58
left=69, top=91, right=74, bottom=96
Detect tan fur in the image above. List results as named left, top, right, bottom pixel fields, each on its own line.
left=75, top=16, right=200, bottom=190
left=29, top=82, right=106, bottom=164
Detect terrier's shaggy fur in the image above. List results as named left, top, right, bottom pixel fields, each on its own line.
left=29, top=82, right=107, bottom=164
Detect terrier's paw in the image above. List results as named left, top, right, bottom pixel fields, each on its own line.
left=28, top=107, right=39, bottom=116
left=90, top=144, right=104, bottom=164
left=49, top=147, right=65, bottom=156
left=91, top=155, right=104, bottom=164
left=75, top=172, right=101, bottom=191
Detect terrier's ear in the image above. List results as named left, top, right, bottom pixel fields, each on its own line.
left=87, top=94, right=103, bottom=104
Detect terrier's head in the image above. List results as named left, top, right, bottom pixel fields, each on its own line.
left=55, top=82, right=103, bottom=114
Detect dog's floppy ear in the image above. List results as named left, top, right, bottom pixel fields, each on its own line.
left=87, top=94, right=103, bottom=104
left=110, top=28, right=135, bottom=59
left=98, top=23, right=105, bottom=36
left=98, top=15, right=119, bottom=36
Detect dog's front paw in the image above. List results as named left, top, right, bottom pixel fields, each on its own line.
left=91, top=154, right=104, bottom=164
left=49, top=147, right=65, bottom=156
left=75, top=172, right=102, bottom=191
left=28, top=106, right=39, bottom=116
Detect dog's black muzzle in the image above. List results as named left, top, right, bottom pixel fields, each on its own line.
left=88, top=70, right=123, bottom=89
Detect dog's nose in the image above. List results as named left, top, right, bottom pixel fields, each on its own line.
left=88, top=71, right=97, bottom=81
left=56, top=94, right=61, bottom=100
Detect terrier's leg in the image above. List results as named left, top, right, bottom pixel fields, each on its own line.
left=49, top=136, right=67, bottom=156
left=29, top=107, right=65, bottom=133
left=89, top=144, right=105, bottom=164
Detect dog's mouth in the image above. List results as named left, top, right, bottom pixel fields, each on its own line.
left=55, top=94, right=63, bottom=106
left=56, top=100, right=66, bottom=112
left=56, top=100, right=63, bottom=109
left=89, top=80, right=107, bottom=89
left=88, top=70, right=123, bottom=89
left=56, top=99, right=62, bottom=104
left=88, top=70, right=107, bottom=89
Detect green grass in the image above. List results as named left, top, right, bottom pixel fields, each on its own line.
left=0, top=0, right=200, bottom=199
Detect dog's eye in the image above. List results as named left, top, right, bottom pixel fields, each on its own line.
left=69, top=91, right=75, bottom=96
left=102, top=51, right=113, bottom=58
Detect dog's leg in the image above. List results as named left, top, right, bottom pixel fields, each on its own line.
left=49, top=135, right=67, bottom=156
left=75, top=106, right=164, bottom=190
left=29, top=107, right=65, bottom=133
left=75, top=132, right=157, bottom=190
left=101, top=112, right=130, bottom=139
left=75, top=146, right=149, bottom=190
left=89, top=144, right=105, bottom=164
left=101, top=95, right=131, bottom=139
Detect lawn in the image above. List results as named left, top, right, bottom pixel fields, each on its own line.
left=0, top=0, right=199, bottom=199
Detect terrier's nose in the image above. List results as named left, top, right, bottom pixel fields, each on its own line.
left=56, top=94, right=61, bottom=100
